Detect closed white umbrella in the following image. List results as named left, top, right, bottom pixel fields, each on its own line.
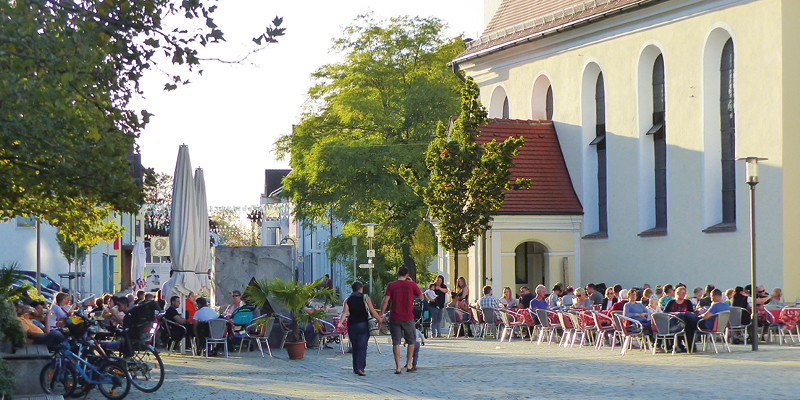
left=131, top=241, right=147, bottom=293
left=194, top=167, right=210, bottom=294
left=170, top=145, right=201, bottom=296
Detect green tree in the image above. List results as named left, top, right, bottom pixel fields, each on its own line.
left=210, top=209, right=256, bottom=247
left=143, top=172, right=173, bottom=237
left=275, top=13, right=463, bottom=281
left=403, top=77, right=530, bottom=279
left=0, top=1, right=283, bottom=229
left=410, top=220, right=437, bottom=284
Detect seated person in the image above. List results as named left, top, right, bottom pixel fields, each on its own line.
left=163, top=296, right=189, bottom=347
left=698, top=289, right=730, bottom=330
left=478, top=286, right=501, bottom=310
left=771, top=288, right=782, bottom=305
left=29, top=301, right=48, bottom=329
left=101, top=296, right=128, bottom=327
left=560, top=286, right=576, bottom=309
left=185, top=292, right=198, bottom=323
left=623, top=289, right=650, bottom=327
left=601, top=287, right=618, bottom=311
left=50, top=293, right=75, bottom=328
left=224, top=291, right=245, bottom=315
left=498, top=287, right=518, bottom=308
left=664, top=286, right=694, bottom=314
left=518, top=287, right=535, bottom=309
left=16, top=302, right=65, bottom=350
left=192, top=297, right=220, bottom=355
left=571, top=288, right=593, bottom=310
left=609, top=289, right=629, bottom=313
left=299, top=302, right=330, bottom=348
left=134, top=290, right=146, bottom=305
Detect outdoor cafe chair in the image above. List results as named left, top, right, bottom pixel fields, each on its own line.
left=651, top=313, right=687, bottom=355
left=727, top=306, right=751, bottom=345
left=611, top=313, right=650, bottom=356
left=445, top=307, right=471, bottom=338
left=314, top=317, right=345, bottom=354
left=567, top=311, right=595, bottom=348
left=277, top=314, right=299, bottom=349
left=590, top=310, right=615, bottom=350
left=480, top=307, right=501, bottom=340
left=205, top=318, right=229, bottom=358
left=762, top=309, right=793, bottom=345
left=534, top=309, right=559, bottom=345
left=497, top=309, right=526, bottom=342
left=240, top=315, right=274, bottom=357
left=555, top=310, right=575, bottom=348
left=691, top=310, right=731, bottom=354
left=159, top=317, right=186, bottom=355
left=469, top=305, right=485, bottom=339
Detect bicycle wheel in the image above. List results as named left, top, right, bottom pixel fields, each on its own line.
left=96, top=360, right=131, bottom=400
left=127, top=346, right=165, bottom=393
left=40, top=361, right=77, bottom=397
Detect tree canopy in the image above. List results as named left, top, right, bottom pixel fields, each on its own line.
left=403, top=77, right=530, bottom=277
left=274, top=13, right=463, bottom=282
left=0, top=0, right=283, bottom=236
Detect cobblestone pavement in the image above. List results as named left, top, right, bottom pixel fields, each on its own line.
left=86, top=336, right=800, bottom=400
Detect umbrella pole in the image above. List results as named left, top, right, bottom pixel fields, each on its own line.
left=180, top=292, right=187, bottom=354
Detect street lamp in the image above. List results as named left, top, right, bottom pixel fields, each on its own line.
left=737, top=156, right=767, bottom=351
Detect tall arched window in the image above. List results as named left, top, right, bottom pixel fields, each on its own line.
left=647, top=54, right=667, bottom=230
left=720, top=38, right=735, bottom=224
left=502, top=97, right=510, bottom=119
left=589, top=73, right=607, bottom=233
left=545, top=86, right=554, bottom=120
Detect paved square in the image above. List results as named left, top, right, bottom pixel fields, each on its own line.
left=87, top=337, right=800, bottom=399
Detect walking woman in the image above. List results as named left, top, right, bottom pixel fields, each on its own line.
left=338, top=282, right=383, bottom=376
left=429, top=275, right=448, bottom=338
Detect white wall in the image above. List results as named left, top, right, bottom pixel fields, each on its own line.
left=460, top=0, right=787, bottom=292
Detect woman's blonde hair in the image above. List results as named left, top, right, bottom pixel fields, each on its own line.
left=773, top=288, right=782, bottom=298
left=575, top=287, right=586, bottom=296
left=605, top=287, right=615, bottom=297
left=502, top=287, right=512, bottom=298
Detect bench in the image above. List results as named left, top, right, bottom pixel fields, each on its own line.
left=0, top=344, right=51, bottom=396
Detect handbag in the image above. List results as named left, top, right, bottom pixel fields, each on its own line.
left=363, top=294, right=380, bottom=336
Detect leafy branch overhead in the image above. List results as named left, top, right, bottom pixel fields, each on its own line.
left=403, top=77, right=530, bottom=253
left=0, top=0, right=282, bottom=230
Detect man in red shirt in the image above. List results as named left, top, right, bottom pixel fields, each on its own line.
left=380, top=266, right=423, bottom=374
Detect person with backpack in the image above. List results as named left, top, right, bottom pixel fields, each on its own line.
left=338, top=281, right=383, bottom=376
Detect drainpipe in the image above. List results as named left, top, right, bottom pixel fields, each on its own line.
left=481, top=230, right=487, bottom=285
left=452, top=62, right=466, bottom=82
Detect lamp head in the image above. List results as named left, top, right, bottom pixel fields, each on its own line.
left=736, top=157, right=767, bottom=185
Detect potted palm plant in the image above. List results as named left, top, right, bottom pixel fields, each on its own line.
left=245, top=277, right=335, bottom=359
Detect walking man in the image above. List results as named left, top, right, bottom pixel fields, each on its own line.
left=380, top=266, right=423, bottom=374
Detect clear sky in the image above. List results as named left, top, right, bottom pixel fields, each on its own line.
left=134, top=1, right=484, bottom=207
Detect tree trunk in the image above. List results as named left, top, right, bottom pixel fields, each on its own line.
left=402, top=243, right=416, bottom=282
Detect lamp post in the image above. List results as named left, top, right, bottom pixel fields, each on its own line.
left=737, top=156, right=767, bottom=351
left=351, top=235, right=358, bottom=284
left=362, top=223, right=377, bottom=292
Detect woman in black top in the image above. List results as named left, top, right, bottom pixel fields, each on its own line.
left=338, top=281, right=382, bottom=376
left=731, top=286, right=751, bottom=324
left=428, top=275, right=448, bottom=338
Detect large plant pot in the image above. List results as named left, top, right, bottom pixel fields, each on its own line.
left=285, top=341, right=305, bottom=360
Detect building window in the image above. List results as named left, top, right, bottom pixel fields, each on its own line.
left=502, top=97, right=510, bottom=119
left=648, top=54, right=667, bottom=231
left=545, top=86, right=554, bottom=120
left=589, top=73, right=607, bottom=235
left=720, top=38, right=736, bottom=224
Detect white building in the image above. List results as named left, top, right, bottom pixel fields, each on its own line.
left=438, top=0, right=800, bottom=301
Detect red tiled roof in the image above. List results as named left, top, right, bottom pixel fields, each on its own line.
left=455, top=0, right=664, bottom=62
left=476, top=119, right=582, bottom=215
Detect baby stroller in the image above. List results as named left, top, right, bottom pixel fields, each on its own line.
left=412, top=299, right=432, bottom=338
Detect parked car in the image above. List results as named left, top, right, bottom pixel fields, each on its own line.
left=18, top=271, right=65, bottom=293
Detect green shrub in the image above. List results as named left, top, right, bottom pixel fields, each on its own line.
left=0, top=356, right=13, bottom=399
